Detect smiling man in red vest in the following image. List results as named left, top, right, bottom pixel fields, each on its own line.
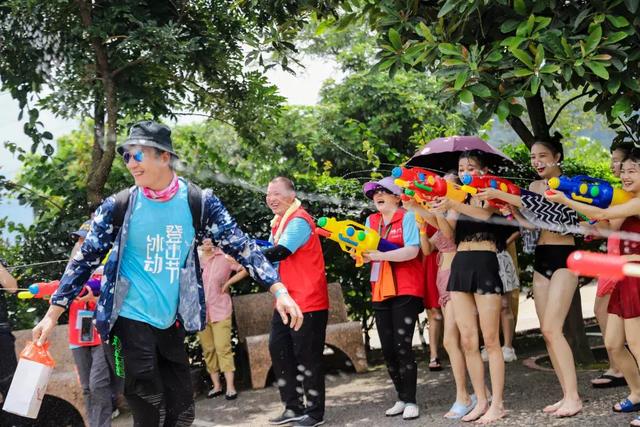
left=263, top=177, right=328, bottom=427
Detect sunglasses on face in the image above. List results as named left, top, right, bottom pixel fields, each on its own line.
left=123, top=150, right=144, bottom=164
left=373, top=188, right=393, bottom=195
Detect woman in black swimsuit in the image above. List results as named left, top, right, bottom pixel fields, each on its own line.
left=478, top=140, right=582, bottom=418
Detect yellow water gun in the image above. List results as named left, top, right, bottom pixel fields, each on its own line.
left=315, top=217, right=399, bottom=267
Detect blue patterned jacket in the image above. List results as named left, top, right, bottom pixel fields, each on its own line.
left=51, top=185, right=280, bottom=341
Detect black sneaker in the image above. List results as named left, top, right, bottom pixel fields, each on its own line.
left=268, top=409, right=304, bottom=425
left=292, top=415, right=325, bottom=427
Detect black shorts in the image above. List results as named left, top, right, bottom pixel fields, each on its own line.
left=447, top=251, right=503, bottom=295
left=110, top=317, right=193, bottom=411
left=534, top=245, right=575, bottom=279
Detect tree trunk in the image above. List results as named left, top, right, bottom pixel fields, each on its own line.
left=563, top=288, right=594, bottom=365
left=76, top=0, right=118, bottom=210
left=524, top=93, right=552, bottom=142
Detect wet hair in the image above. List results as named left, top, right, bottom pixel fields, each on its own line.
left=459, top=150, right=487, bottom=169
left=622, top=147, right=640, bottom=164
left=610, top=140, right=634, bottom=156
left=270, top=176, right=296, bottom=192
left=532, top=140, right=564, bottom=162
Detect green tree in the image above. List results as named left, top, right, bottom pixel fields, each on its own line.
left=0, top=0, right=284, bottom=208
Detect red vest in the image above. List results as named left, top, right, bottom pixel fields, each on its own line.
left=368, top=209, right=424, bottom=299
left=272, top=207, right=329, bottom=313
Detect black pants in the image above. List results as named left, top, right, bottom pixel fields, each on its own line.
left=0, top=327, right=17, bottom=400
left=111, top=317, right=194, bottom=427
left=269, top=309, right=328, bottom=420
left=373, top=296, right=422, bottom=404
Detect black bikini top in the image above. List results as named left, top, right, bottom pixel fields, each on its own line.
left=455, top=212, right=513, bottom=251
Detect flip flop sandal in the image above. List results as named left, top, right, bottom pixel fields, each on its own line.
left=444, top=394, right=477, bottom=420
left=613, top=398, right=640, bottom=413
left=429, top=358, right=443, bottom=372
left=592, top=374, right=627, bottom=389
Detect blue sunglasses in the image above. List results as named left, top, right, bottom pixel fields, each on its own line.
left=122, top=150, right=144, bottom=164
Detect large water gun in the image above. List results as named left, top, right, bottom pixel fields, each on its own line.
left=392, top=166, right=466, bottom=204
left=18, top=274, right=102, bottom=300
left=567, top=251, right=640, bottom=279
left=315, top=217, right=399, bottom=267
left=459, top=173, right=521, bottom=210
left=548, top=175, right=632, bottom=209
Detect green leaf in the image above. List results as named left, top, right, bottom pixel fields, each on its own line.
left=623, top=76, right=640, bottom=91
left=539, top=64, right=560, bottom=73
left=42, top=131, right=53, bottom=140
left=584, top=25, right=602, bottom=55
left=585, top=60, right=609, bottom=79
left=514, top=0, right=527, bottom=15
left=513, top=68, right=534, bottom=77
left=485, top=50, right=503, bottom=62
left=530, top=75, right=541, bottom=94
left=510, top=48, right=534, bottom=68
left=501, top=36, right=526, bottom=50
left=573, top=8, right=591, bottom=30
left=496, top=100, right=510, bottom=121
left=611, top=96, right=632, bottom=118
left=442, top=58, right=467, bottom=66
left=500, top=19, right=520, bottom=33
left=604, top=31, right=629, bottom=45
left=459, top=89, right=474, bottom=103
left=625, top=0, right=639, bottom=13
left=388, top=28, right=402, bottom=50
left=438, top=0, right=460, bottom=18
left=561, top=37, right=573, bottom=57
left=562, top=65, right=572, bottom=82
left=534, top=45, right=545, bottom=68
left=607, top=77, right=621, bottom=94
left=468, top=83, right=492, bottom=98
left=454, top=71, right=469, bottom=90
left=516, top=14, right=536, bottom=37
left=417, top=22, right=434, bottom=43
left=534, top=16, right=552, bottom=32
left=606, top=15, right=630, bottom=28
left=439, top=43, right=462, bottom=57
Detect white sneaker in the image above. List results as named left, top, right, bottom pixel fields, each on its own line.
left=403, top=403, right=419, bottom=420
left=480, top=346, right=488, bottom=362
left=385, top=401, right=406, bottom=416
left=502, top=346, right=517, bottom=362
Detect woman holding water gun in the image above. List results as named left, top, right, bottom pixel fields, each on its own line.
left=407, top=172, right=480, bottom=420
left=477, top=140, right=583, bottom=417
left=361, top=176, right=423, bottom=421
left=588, top=140, right=634, bottom=390
left=427, top=150, right=509, bottom=424
left=546, top=148, right=640, bottom=427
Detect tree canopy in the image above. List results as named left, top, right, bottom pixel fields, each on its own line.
left=279, top=0, right=640, bottom=147
left=0, top=0, right=287, bottom=208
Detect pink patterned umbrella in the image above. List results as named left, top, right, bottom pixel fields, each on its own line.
left=406, top=135, right=514, bottom=174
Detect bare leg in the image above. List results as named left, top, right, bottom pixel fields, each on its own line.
left=223, top=371, right=236, bottom=395
left=441, top=303, right=471, bottom=417
left=427, top=308, right=443, bottom=366
left=606, top=315, right=640, bottom=410
left=542, top=269, right=582, bottom=418
left=451, top=292, right=489, bottom=422
left=592, top=294, right=624, bottom=385
left=210, top=371, right=222, bottom=393
left=532, top=272, right=565, bottom=413
left=501, top=295, right=515, bottom=349
left=475, top=294, right=506, bottom=425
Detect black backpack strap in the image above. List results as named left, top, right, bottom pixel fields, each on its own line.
left=112, top=188, right=132, bottom=230
left=186, top=181, right=203, bottom=236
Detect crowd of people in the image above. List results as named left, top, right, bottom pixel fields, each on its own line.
left=0, top=119, right=639, bottom=427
